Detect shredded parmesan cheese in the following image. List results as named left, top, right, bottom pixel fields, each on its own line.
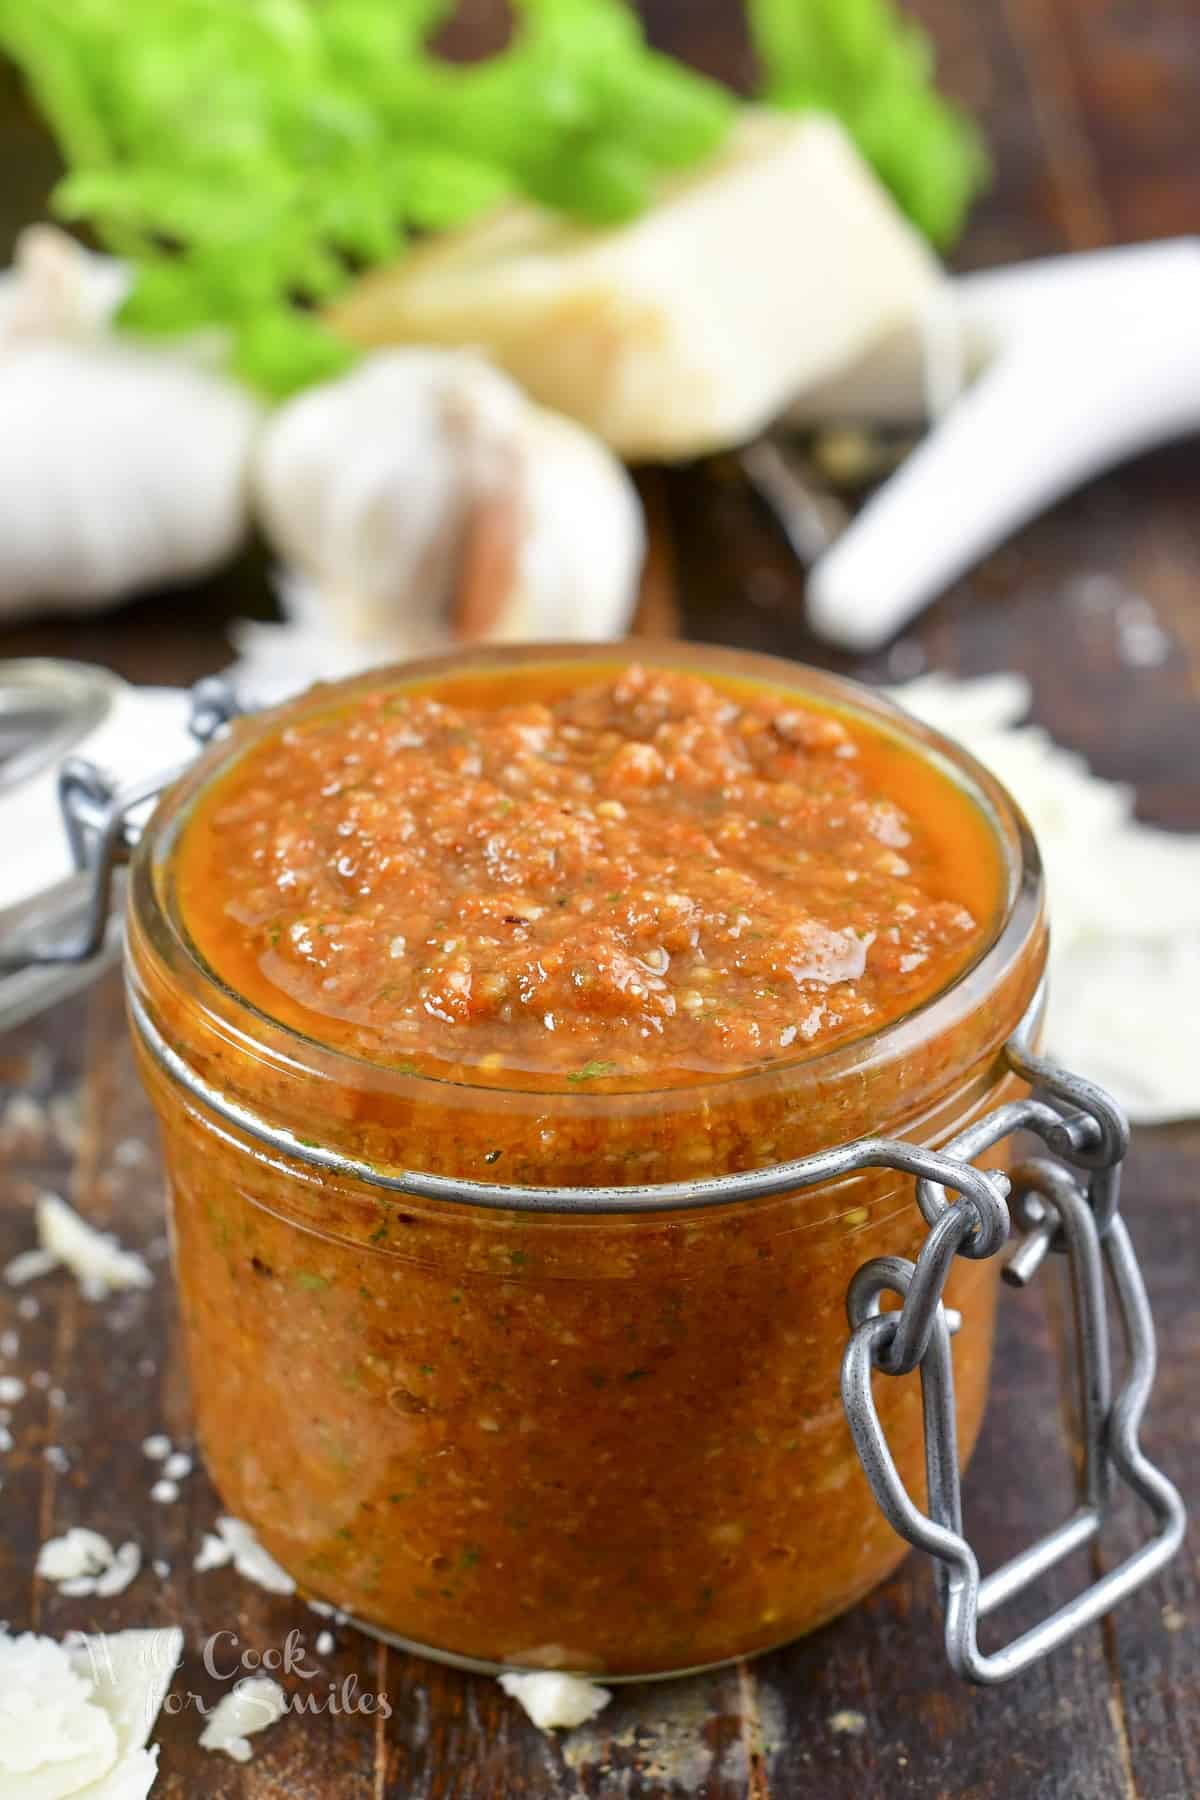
left=0, top=1625, right=181, bottom=1800
left=4, top=1247, right=58, bottom=1286
left=498, top=1671, right=613, bottom=1732
left=38, top=1194, right=154, bottom=1300
left=198, top=1676, right=287, bottom=1763
left=891, top=674, right=1200, bottom=1123
left=37, top=1529, right=142, bottom=1599
left=192, top=1515, right=295, bottom=1594
left=38, top=1528, right=115, bottom=1584
left=4, top=1195, right=153, bottom=1301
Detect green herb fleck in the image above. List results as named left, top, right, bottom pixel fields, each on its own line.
left=568, top=1059, right=619, bottom=1083
left=294, top=1271, right=330, bottom=1292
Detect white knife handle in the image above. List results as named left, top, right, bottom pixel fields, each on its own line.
left=807, top=308, right=1200, bottom=650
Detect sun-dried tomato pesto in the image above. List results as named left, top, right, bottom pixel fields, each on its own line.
left=130, top=649, right=1046, bottom=1677
left=176, top=663, right=1002, bottom=1084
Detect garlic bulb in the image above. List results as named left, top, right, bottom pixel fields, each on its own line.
left=0, top=225, right=261, bottom=618
left=243, top=349, right=644, bottom=699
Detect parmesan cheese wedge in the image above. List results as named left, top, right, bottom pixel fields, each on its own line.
left=328, top=112, right=942, bottom=461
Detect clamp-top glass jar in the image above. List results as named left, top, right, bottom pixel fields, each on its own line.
left=119, top=644, right=1180, bottom=1681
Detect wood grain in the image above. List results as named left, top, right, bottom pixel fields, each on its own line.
left=2, top=3, right=1199, bottom=1795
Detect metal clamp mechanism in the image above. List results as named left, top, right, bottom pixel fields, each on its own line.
left=0, top=677, right=240, bottom=971
left=841, top=1050, right=1185, bottom=1685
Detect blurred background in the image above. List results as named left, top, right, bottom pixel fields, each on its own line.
left=0, top=0, right=1196, bottom=700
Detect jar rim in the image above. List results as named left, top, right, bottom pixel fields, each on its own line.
left=128, top=640, right=1045, bottom=1117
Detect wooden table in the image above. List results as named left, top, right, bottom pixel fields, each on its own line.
left=2, top=5, right=1198, bottom=1795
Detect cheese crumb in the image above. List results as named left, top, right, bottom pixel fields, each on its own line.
left=4, top=1247, right=57, bottom=1285
left=193, top=1531, right=234, bottom=1574
left=315, top=1630, right=334, bottom=1656
left=498, top=1671, right=612, bottom=1732
left=5, top=1195, right=154, bottom=1301
left=37, top=1529, right=143, bottom=1598
left=38, top=1527, right=115, bottom=1585
left=142, top=1434, right=171, bottom=1461
left=199, top=1675, right=287, bottom=1762
left=150, top=1479, right=179, bottom=1505
left=162, top=1451, right=193, bottom=1482
left=37, top=1193, right=155, bottom=1301
left=94, top=1542, right=143, bottom=1599
left=193, top=1516, right=296, bottom=1594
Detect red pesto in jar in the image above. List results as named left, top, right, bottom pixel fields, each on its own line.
left=177, top=663, right=1002, bottom=1084
left=132, top=651, right=1038, bottom=1674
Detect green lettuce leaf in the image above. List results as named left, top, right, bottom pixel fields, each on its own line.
left=749, top=0, right=988, bottom=247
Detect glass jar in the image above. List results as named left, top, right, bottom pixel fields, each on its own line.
left=126, top=644, right=1047, bottom=1678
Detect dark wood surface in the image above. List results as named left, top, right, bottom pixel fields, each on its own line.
left=2, top=4, right=1199, bottom=1796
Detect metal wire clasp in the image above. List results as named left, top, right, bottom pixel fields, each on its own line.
left=841, top=1042, right=1185, bottom=1684
left=0, top=677, right=240, bottom=972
